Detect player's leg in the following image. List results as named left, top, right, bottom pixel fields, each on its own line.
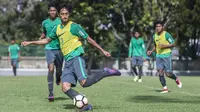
left=61, top=59, right=92, bottom=111
left=163, top=56, right=182, bottom=88
left=156, top=58, right=168, bottom=93
left=137, top=56, right=143, bottom=82
left=54, top=50, right=63, bottom=85
left=11, top=59, right=17, bottom=76
left=131, top=56, right=139, bottom=82
left=73, top=56, right=121, bottom=88
left=45, top=50, right=55, bottom=101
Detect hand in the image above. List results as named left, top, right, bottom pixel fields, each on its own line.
left=102, top=50, right=111, bottom=57
left=21, top=41, right=32, bottom=46
left=158, top=44, right=167, bottom=49
left=147, top=51, right=152, bottom=56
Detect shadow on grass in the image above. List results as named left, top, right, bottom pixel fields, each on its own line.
left=45, top=97, right=69, bottom=101
left=127, top=95, right=200, bottom=104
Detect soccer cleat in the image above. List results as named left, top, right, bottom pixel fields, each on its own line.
left=56, top=79, right=61, bottom=86
left=138, top=79, right=142, bottom=83
left=176, top=78, right=182, bottom=88
left=79, top=104, right=92, bottom=111
left=160, top=88, right=169, bottom=93
left=48, top=95, right=54, bottom=102
left=103, top=67, right=121, bottom=76
left=133, top=76, right=139, bottom=82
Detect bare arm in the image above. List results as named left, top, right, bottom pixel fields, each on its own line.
left=21, top=38, right=51, bottom=46
left=87, top=36, right=111, bottom=57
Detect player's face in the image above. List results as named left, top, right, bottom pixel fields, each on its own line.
left=59, top=8, right=69, bottom=23
left=156, top=24, right=164, bottom=33
left=48, top=7, right=57, bottom=19
left=134, top=32, right=140, bottom=38
left=11, top=40, right=15, bottom=44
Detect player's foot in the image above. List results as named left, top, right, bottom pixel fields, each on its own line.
left=138, top=79, right=142, bottom=83
left=79, top=104, right=92, bottom=111
left=103, top=67, right=121, bottom=76
left=160, top=87, right=169, bottom=93
left=48, top=95, right=54, bottom=102
left=56, top=79, right=61, bottom=85
left=133, top=76, right=139, bottom=82
left=176, top=78, right=182, bottom=88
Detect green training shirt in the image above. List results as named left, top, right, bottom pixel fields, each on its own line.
left=8, top=44, right=20, bottom=59
left=128, top=37, right=147, bottom=58
left=49, top=22, right=89, bottom=61
left=42, top=17, right=61, bottom=50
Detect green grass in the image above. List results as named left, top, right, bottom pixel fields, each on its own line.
left=0, top=76, right=200, bottom=112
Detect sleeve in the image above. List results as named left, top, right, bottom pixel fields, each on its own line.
left=17, top=45, right=20, bottom=51
left=141, top=39, right=147, bottom=58
left=165, top=32, right=175, bottom=44
left=42, top=21, right=46, bottom=34
left=128, top=38, right=133, bottom=57
left=48, top=25, right=57, bottom=40
left=8, top=46, right=10, bottom=52
left=70, top=23, right=89, bottom=39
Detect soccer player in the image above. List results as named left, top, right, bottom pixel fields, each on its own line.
left=21, top=4, right=121, bottom=111
left=40, top=3, right=63, bottom=101
left=128, top=31, right=147, bottom=82
left=147, top=21, right=182, bottom=93
left=8, top=38, right=20, bottom=76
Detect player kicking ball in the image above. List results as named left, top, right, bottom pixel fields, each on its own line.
left=21, top=4, right=121, bottom=111
left=147, top=21, right=182, bottom=93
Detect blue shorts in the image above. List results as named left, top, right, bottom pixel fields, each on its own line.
left=132, top=56, right=143, bottom=67
left=11, top=58, right=18, bottom=68
left=45, top=50, right=63, bottom=68
left=156, top=56, right=172, bottom=72
left=61, top=56, right=88, bottom=87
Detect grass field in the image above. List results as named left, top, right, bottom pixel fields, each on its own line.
left=0, top=76, right=200, bottom=112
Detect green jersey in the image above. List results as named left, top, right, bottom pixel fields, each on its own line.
left=8, top=44, right=20, bottom=59
left=153, top=31, right=175, bottom=58
left=49, top=22, right=89, bottom=61
left=42, top=17, right=61, bottom=50
left=128, top=37, right=147, bottom=58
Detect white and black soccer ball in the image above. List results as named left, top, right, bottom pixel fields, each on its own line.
left=73, top=94, right=88, bottom=109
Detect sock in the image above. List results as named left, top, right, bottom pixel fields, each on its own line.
left=13, top=67, right=17, bottom=76
left=82, top=71, right=108, bottom=87
left=166, top=72, right=177, bottom=80
left=159, top=75, right=166, bottom=87
left=47, top=72, right=54, bottom=95
left=55, top=68, right=62, bottom=82
left=64, top=88, right=79, bottom=100
left=132, top=66, right=138, bottom=76
left=138, top=66, right=143, bottom=79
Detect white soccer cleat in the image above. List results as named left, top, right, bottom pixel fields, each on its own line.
left=138, top=79, right=142, bottom=83
left=160, top=86, right=169, bottom=93
left=176, top=78, right=182, bottom=88
left=133, top=76, right=139, bottom=82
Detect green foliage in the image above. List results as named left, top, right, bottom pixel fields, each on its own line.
left=0, top=0, right=200, bottom=58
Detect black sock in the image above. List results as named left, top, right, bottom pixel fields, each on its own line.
left=13, top=67, right=17, bottom=76
left=55, top=68, right=62, bottom=82
left=47, top=72, right=54, bottom=95
left=166, top=72, right=177, bottom=80
left=138, top=66, right=143, bottom=79
left=82, top=71, right=107, bottom=87
left=132, top=66, right=138, bottom=76
left=159, top=75, right=166, bottom=87
left=64, top=88, right=79, bottom=100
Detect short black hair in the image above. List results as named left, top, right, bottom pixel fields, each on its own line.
left=48, top=2, right=57, bottom=10
left=58, top=3, right=72, bottom=13
left=11, top=38, right=15, bottom=41
left=155, top=20, right=164, bottom=27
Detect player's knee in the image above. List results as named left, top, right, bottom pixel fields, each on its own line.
left=165, top=71, right=172, bottom=77
left=80, top=79, right=87, bottom=87
left=62, top=82, right=71, bottom=92
left=158, top=70, right=164, bottom=76
left=48, top=65, right=54, bottom=73
left=132, top=65, right=137, bottom=69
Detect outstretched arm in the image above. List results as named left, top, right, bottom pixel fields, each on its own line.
left=87, top=37, right=111, bottom=57
left=21, top=38, right=51, bottom=46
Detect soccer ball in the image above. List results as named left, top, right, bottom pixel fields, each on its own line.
left=73, top=94, right=88, bottom=109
